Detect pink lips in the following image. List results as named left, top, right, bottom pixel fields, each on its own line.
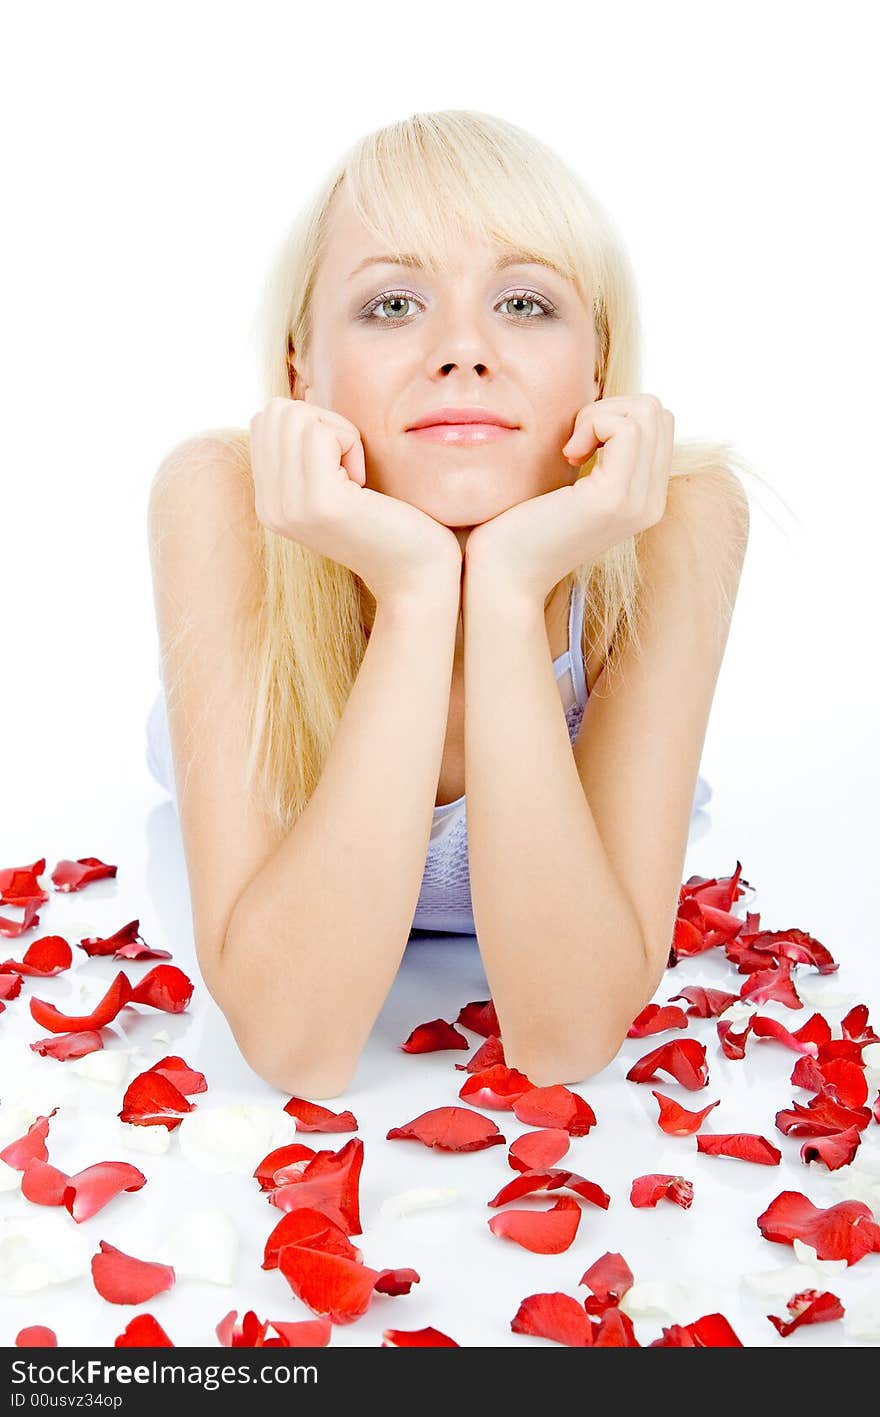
left=407, top=423, right=516, bottom=444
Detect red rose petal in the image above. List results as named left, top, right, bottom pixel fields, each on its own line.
left=756, top=1190, right=880, bottom=1265
left=283, top=1097, right=358, bottom=1132
left=626, top=1038, right=709, bottom=1090
left=456, top=998, right=500, bottom=1037
left=458, top=1064, right=534, bottom=1109
left=114, top=1314, right=175, bottom=1347
left=695, top=1133, right=782, bottom=1165
left=216, top=1311, right=272, bottom=1347
left=21, top=1159, right=71, bottom=1206
left=373, top=1267, right=420, bottom=1295
left=667, top=987, right=740, bottom=1018
left=382, top=1327, right=459, bottom=1347
left=717, top=1019, right=753, bottom=1059
left=841, top=1004, right=879, bottom=1044
left=126, top=964, right=193, bottom=1013
left=817, top=1059, right=869, bottom=1110
left=147, top=1055, right=207, bottom=1096
left=800, top=1127, right=863, bottom=1171
left=30, top=1030, right=104, bottom=1061
left=650, top=1312, right=743, bottom=1346
left=51, top=857, right=118, bottom=892
left=793, top=1012, right=833, bottom=1049
left=489, top=1168, right=610, bottom=1210
left=652, top=1091, right=721, bottom=1136
left=750, top=1014, right=819, bottom=1057
left=1, top=935, right=72, bottom=977
left=254, top=1143, right=317, bottom=1191
left=0, top=859, right=48, bottom=907
left=454, top=1035, right=506, bottom=1072
left=740, top=959, right=802, bottom=1010
left=15, top=1326, right=57, bottom=1347
left=579, top=1251, right=634, bottom=1314
left=630, top=1173, right=694, bottom=1209
left=0, top=898, right=42, bottom=938
left=508, top=1129, right=571, bottom=1173
left=510, top=1084, right=596, bottom=1135
left=400, top=1018, right=470, bottom=1053
left=489, top=1197, right=582, bottom=1254
left=0, top=1110, right=58, bottom=1168
left=119, top=1071, right=195, bottom=1130
left=269, top=1138, right=364, bottom=1235
left=627, top=1003, right=688, bottom=1037
left=386, top=1106, right=506, bottom=1153
left=29, top=971, right=133, bottom=1033
left=276, top=1245, right=380, bottom=1324
left=592, top=1307, right=641, bottom=1346
left=263, top=1207, right=362, bottom=1270
left=511, top=1292, right=593, bottom=1347
left=768, top=1288, right=845, bottom=1337
left=263, top=1318, right=332, bottom=1347
left=775, top=1094, right=873, bottom=1137
left=91, top=1240, right=175, bottom=1304
left=63, top=1162, right=147, bottom=1222
left=0, top=972, right=23, bottom=1000
left=78, top=921, right=143, bottom=957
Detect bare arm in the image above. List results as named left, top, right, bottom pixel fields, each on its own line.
left=222, top=583, right=460, bottom=1096
left=148, top=435, right=460, bottom=1099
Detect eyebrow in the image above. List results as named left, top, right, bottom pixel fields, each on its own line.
left=346, top=251, right=569, bottom=283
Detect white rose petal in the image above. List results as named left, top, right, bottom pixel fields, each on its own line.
left=159, top=1209, right=239, bottom=1285
left=829, top=1159, right=880, bottom=1213
left=742, top=1261, right=825, bottom=1305
left=177, top=1104, right=298, bottom=1175
left=379, top=1186, right=462, bottom=1220
left=0, top=1074, right=73, bottom=1118
left=721, top=1001, right=759, bottom=1027
left=119, top=1121, right=172, bottom=1155
left=619, top=1279, right=694, bottom=1318
left=0, top=1212, right=92, bottom=1295
left=796, top=977, right=856, bottom=1009
left=791, top=1237, right=849, bottom=1276
left=71, top=1048, right=132, bottom=1088
left=861, top=1042, right=880, bottom=1072
left=151, top=1030, right=172, bottom=1045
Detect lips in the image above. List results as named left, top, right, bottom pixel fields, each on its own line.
left=406, top=407, right=517, bottom=430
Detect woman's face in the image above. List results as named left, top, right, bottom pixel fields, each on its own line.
left=293, top=187, right=599, bottom=533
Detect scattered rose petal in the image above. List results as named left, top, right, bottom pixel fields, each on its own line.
left=456, top=999, right=500, bottom=1037
left=268, top=1139, right=364, bottom=1236
left=0, top=899, right=42, bottom=938
left=454, top=1035, right=505, bottom=1072
left=626, top=1038, right=709, bottom=1090
left=800, top=1127, right=862, bottom=1171
left=717, top=1019, right=753, bottom=1059
left=511, top=1292, right=593, bottom=1347
left=1, top=936, right=72, bottom=976
left=276, top=1245, right=380, bottom=1324
left=740, top=959, right=803, bottom=1010
left=29, top=971, right=133, bottom=1034
left=0, top=1212, right=92, bottom=1294
left=768, top=1288, right=845, bottom=1337
left=627, top=1003, right=688, bottom=1037
left=0, top=860, right=49, bottom=907
left=775, top=1094, right=872, bottom=1138
left=652, top=1091, right=720, bottom=1136
left=489, top=1168, right=610, bottom=1210
left=114, top=1314, right=174, bottom=1346
left=630, top=1174, right=694, bottom=1209
left=78, top=921, right=144, bottom=957
left=379, top=1187, right=462, bottom=1220
left=373, top=1267, right=420, bottom=1295
left=649, top=1313, right=743, bottom=1346
left=126, top=964, right=193, bottom=1013
left=695, top=1132, right=782, bottom=1165
left=510, top=1084, right=596, bottom=1135
left=382, top=1327, right=459, bottom=1347
left=750, top=1014, right=820, bottom=1056
left=508, top=1129, right=571, bottom=1173
left=386, top=1106, right=505, bottom=1153
left=489, top=1197, right=582, bottom=1254
left=756, top=1190, right=880, bottom=1265
left=179, top=1103, right=298, bottom=1175
left=119, top=1069, right=196, bottom=1130
left=283, top=1097, right=358, bottom=1132
left=21, top=1159, right=70, bottom=1207
left=71, top=1049, right=131, bottom=1089
left=15, top=1325, right=58, bottom=1346
left=619, top=1279, right=694, bottom=1319
left=0, top=1110, right=58, bottom=1169
left=30, top=1031, right=104, bottom=1061
left=119, top=1121, right=171, bottom=1156
left=63, top=1162, right=147, bottom=1222
left=254, top=1143, right=317, bottom=1191
left=263, top=1206, right=362, bottom=1271
left=91, top=1240, right=175, bottom=1304
left=458, top=1064, right=534, bottom=1109
left=400, top=1018, right=470, bottom=1053
left=579, top=1251, right=634, bottom=1313
left=51, top=858, right=118, bottom=892
left=0, top=972, right=23, bottom=1000
left=668, top=986, right=740, bottom=1018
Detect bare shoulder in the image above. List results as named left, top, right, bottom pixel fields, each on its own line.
left=149, top=427, right=255, bottom=537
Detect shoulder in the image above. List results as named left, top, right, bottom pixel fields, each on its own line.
left=149, top=427, right=254, bottom=527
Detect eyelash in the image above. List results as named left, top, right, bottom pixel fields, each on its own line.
left=359, top=287, right=558, bottom=325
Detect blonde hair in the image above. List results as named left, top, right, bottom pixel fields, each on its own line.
left=194, top=109, right=780, bottom=832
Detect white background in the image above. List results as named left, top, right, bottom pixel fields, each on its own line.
left=1, top=0, right=878, bottom=1350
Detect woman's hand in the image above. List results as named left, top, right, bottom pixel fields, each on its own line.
left=464, top=394, right=675, bottom=603
left=250, top=397, right=462, bottom=605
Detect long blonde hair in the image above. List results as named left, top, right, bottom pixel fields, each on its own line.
left=196, top=109, right=776, bottom=832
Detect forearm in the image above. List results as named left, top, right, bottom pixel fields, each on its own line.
left=220, top=575, right=460, bottom=1096
left=463, top=567, right=651, bottom=1085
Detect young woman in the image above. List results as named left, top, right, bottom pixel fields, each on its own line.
left=146, top=109, right=753, bottom=1099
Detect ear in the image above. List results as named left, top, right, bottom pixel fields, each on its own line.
left=287, top=333, right=309, bottom=400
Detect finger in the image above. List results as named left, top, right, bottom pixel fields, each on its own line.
left=565, top=408, right=641, bottom=467
left=315, top=410, right=367, bottom=485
